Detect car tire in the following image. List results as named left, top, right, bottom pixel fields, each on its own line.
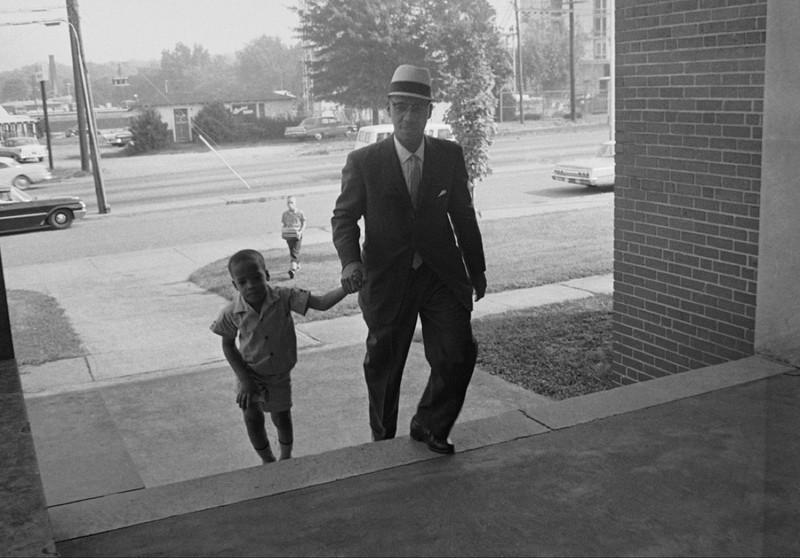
left=12, top=175, right=32, bottom=189
left=48, top=209, right=73, bottom=230
left=313, top=132, right=323, bottom=141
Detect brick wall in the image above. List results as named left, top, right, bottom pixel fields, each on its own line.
left=613, top=0, right=767, bottom=384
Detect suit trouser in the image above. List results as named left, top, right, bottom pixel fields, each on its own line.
left=363, top=263, right=477, bottom=441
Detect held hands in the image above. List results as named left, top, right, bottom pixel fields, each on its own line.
left=236, top=378, right=258, bottom=410
left=341, top=261, right=364, bottom=294
left=472, top=272, right=487, bottom=302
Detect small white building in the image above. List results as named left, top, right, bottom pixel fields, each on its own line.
left=141, top=92, right=297, bottom=143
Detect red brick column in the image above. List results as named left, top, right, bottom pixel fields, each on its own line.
left=613, top=0, right=767, bottom=383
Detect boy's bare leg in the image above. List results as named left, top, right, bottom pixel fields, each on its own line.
left=243, top=405, right=276, bottom=463
left=271, top=410, right=294, bottom=460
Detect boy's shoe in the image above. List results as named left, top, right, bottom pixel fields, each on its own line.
left=288, top=269, right=295, bottom=279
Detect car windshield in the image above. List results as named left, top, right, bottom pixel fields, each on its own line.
left=1, top=186, right=33, bottom=202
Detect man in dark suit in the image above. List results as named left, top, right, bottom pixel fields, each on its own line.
left=331, top=64, right=487, bottom=454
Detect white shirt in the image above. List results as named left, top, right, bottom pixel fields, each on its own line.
left=394, top=136, right=425, bottom=194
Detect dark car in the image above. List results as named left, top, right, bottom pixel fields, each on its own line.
left=284, top=116, right=357, bottom=141
left=0, top=185, right=86, bottom=233
left=110, top=129, right=134, bottom=147
left=100, top=128, right=134, bottom=147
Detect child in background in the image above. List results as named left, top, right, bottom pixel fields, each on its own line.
left=281, top=195, right=306, bottom=278
left=210, top=249, right=347, bottom=463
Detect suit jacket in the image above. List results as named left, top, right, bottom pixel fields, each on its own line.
left=332, top=135, right=486, bottom=325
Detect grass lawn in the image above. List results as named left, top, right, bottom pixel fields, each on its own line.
left=7, top=290, right=85, bottom=365
left=473, top=294, right=614, bottom=399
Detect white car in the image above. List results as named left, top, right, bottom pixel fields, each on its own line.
left=0, top=136, right=48, bottom=163
left=552, top=140, right=615, bottom=187
left=0, top=156, right=52, bottom=189
left=352, top=122, right=455, bottom=150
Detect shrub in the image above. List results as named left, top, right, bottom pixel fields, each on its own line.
left=193, top=107, right=302, bottom=144
left=192, top=101, right=236, bottom=143
left=129, top=108, right=169, bottom=153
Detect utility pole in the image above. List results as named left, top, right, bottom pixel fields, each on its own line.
left=65, top=0, right=109, bottom=213
left=66, top=0, right=89, bottom=171
left=514, top=0, right=524, bottom=124
left=608, top=0, right=615, bottom=139
left=38, top=71, right=54, bottom=169
left=300, top=0, right=314, bottom=118
left=569, top=0, right=576, bottom=122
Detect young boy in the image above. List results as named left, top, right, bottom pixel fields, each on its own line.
left=281, top=196, right=306, bottom=278
left=210, top=249, right=347, bottom=463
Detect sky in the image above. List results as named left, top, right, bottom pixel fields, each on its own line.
left=0, top=0, right=518, bottom=74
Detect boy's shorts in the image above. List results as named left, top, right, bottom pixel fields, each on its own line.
left=237, top=372, right=292, bottom=413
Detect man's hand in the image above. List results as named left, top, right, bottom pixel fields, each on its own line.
left=236, top=378, right=257, bottom=410
left=472, top=272, right=487, bottom=302
left=341, top=261, right=364, bottom=294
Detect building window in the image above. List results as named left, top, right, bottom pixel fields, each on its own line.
left=594, top=16, right=607, bottom=37
left=594, top=40, right=607, bottom=60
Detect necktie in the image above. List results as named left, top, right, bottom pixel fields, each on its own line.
left=407, top=154, right=424, bottom=269
left=408, top=154, right=421, bottom=209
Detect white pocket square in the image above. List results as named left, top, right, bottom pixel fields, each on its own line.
left=437, top=190, right=447, bottom=198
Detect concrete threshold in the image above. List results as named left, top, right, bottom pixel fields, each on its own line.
left=47, top=354, right=794, bottom=544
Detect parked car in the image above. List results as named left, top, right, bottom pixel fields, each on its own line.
left=284, top=116, right=357, bottom=141
left=98, top=128, right=134, bottom=147
left=551, top=140, right=615, bottom=187
left=0, top=157, right=52, bottom=189
left=352, top=122, right=455, bottom=150
left=0, top=185, right=86, bottom=233
left=109, top=129, right=133, bottom=147
left=0, top=136, right=48, bottom=163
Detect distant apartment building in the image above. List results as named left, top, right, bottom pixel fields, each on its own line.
left=521, top=0, right=613, bottom=93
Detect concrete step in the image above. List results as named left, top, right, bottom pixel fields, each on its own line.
left=46, top=354, right=793, bottom=544
left=48, top=410, right=548, bottom=542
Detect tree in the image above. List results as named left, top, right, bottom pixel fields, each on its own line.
left=235, top=36, right=303, bottom=97
left=295, top=0, right=427, bottom=123
left=421, top=0, right=512, bottom=188
left=296, top=0, right=508, bottom=186
left=159, top=43, right=212, bottom=97
left=129, top=107, right=169, bottom=153
left=1, top=77, right=29, bottom=101
left=521, top=16, right=585, bottom=93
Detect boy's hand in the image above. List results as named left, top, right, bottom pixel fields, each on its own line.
left=236, top=379, right=257, bottom=410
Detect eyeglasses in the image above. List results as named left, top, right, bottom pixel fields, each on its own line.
left=390, top=102, right=430, bottom=115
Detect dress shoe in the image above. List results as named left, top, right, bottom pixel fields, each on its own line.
left=410, top=416, right=455, bottom=454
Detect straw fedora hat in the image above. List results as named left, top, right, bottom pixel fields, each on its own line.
left=388, top=64, right=433, bottom=101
